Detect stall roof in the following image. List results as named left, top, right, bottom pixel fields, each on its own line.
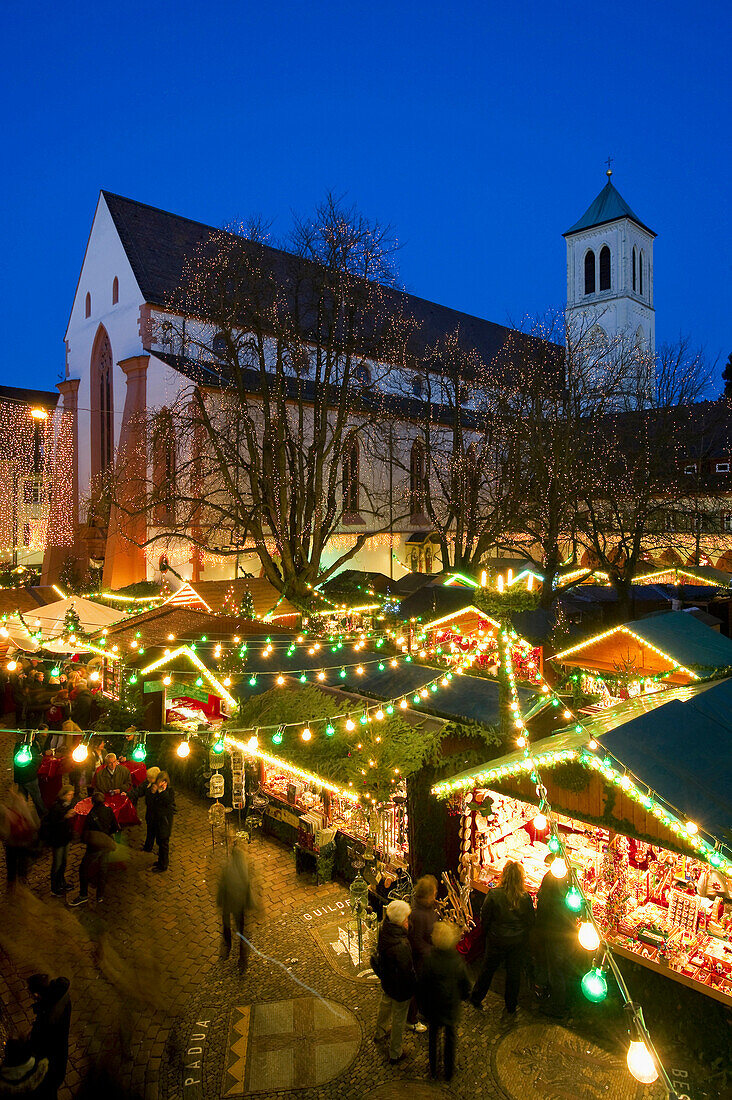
left=173, top=578, right=299, bottom=620
left=6, top=597, right=125, bottom=652
left=554, top=610, right=732, bottom=680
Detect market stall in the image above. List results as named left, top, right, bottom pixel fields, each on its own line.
left=433, top=678, right=732, bottom=1007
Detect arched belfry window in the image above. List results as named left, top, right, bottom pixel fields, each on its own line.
left=639, top=250, right=644, bottom=295
left=632, top=247, right=637, bottom=292
left=112, top=277, right=119, bottom=305
left=584, top=250, right=595, bottom=295
left=410, top=438, right=427, bottom=516
left=342, top=434, right=360, bottom=515
left=599, top=246, right=611, bottom=291
left=85, top=292, right=91, bottom=318
left=90, top=325, right=114, bottom=484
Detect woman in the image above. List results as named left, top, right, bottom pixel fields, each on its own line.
left=418, top=921, right=471, bottom=1081
left=470, top=860, right=534, bottom=1016
left=406, top=874, right=438, bottom=1031
left=150, top=771, right=176, bottom=872
left=132, top=766, right=161, bottom=852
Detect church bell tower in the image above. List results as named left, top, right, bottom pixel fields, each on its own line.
left=564, top=171, right=656, bottom=355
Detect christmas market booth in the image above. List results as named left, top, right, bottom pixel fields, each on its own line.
left=221, top=681, right=451, bottom=886
left=433, top=675, right=732, bottom=1007
left=552, top=610, right=732, bottom=704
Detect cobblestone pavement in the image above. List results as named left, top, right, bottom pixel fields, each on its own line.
left=0, top=765, right=717, bottom=1099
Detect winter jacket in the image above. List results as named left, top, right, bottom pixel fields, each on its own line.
left=408, top=899, right=438, bottom=971
left=132, top=779, right=156, bottom=817
left=536, top=871, right=575, bottom=941
left=417, top=946, right=471, bottom=1026
left=150, top=786, right=176, bottom=838
left=375, top=917, right=416, bottom=1002
left=30, top=977, right=71, bottom=1089
left=93, top=765, right=131, bottom=795
left=480, top=886, right=535, bottom=947
left=83, top=804, right=119, bottom=845
left=217, top=853, right=257, bottom=922
left=41, top=799, right=75, bottom=849
left=0, top=1056, right=50, bottom=1097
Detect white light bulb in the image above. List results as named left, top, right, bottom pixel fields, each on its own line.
left=247, top=735, right=258, bottom=752
left=550, top=856, right=567, bottom=879
left=626, top=1040, right=658, bottom=1084
left=533, top=812, right=547, bottom=831
left=578, top=921, right=600, bottom=951
left=177, top=740, right=190, bottom=758
left=72, top=743, right=88, bottom=763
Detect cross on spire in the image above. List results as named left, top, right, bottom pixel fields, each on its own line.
left=605, top=155, right=614, bottom=178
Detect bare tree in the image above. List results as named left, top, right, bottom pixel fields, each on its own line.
left=116, top=196, right=418, bottom=603
left=577, top=335, right=716, bottom=619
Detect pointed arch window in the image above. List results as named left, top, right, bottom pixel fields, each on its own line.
left=85, top=292, right=91, bottom=318
left=410, top=438, right=427, bottom=516
left=342, top=434, right=360, bottom=515
left=632, top=248, right=637, bottom=292
left=639, top=250, right=644, bottom=295
left=112, top=277, right=119, bottom=305
left=599, top=246, right=611, bottom=291
left=90, top=327, right=114, bottom=485
left=584, top=250, right=595, bottom=295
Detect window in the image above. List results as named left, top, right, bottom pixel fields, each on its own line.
left=342, top=435, right=360, bottom=514
left=684, top=464, right=697, bottom=475
left=160, top=321, right=173, bottom=347
left=599, top=246, right=611, bottom=291
left=412, top=376, right=424, bottom=398
left=584, top=250, right=595, bottom=295
left=410, top=439, right=426, bottom=516
left=23, top=480, right=41, bottom=505
left=639, top=251, right=644, bottom=295
left=716, top=462, right=730, bottom=473
left=212, top=332, right=227, bottom=359
left=85, top=292, right=91, bottom=318
left=90, top=326, right=114, bottom=484
left=632, top=247, right=637, bottom=292
left=112, top=277, right=119, bottom=305
left=353, top=363, right=371, bottom=387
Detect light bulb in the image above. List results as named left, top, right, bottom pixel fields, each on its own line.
left=581, top=967, right=608, bottom=1003
left=277, top=675, right=285, bottom=685
left=72, top=743, right=88, bottom=763
left=550, top=856, right=567, bottom=879
left=626, top=1040, right=658, bottom=1084
left=578, top=921, right=600, bottom=951
left=301, top=728, right=312, bottom=741
left=89, top=670, right=100, bottom=682
left=399, top=699, right=408, bottom=709
left=131, top=744, right=147, bottom=762
left=6, top=660, right=17, bottom=672
left=565, top=886, right=583, bottom=912
left=375, top=709, right=384, bottom=720
left=163, top=675, right=171, bottom=686
left=345, top=718, right=355, bottom=731
left=246, top=736, right=257, bottom=752
left=14, top=744, right=32, bottom=766
left=685, top=821, right=698, bottom=835
left=177, top=740, right=190, bottom=758
left=533, top=812, right=547, bottom=831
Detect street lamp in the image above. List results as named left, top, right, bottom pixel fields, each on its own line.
left=30, top=408, right=48, bottom=420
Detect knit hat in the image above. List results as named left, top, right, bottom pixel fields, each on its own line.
left=146, top=766, right=161, bottom=782
left=385, top=900, right=411, bottom=924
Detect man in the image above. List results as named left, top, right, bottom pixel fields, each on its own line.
left=69, top=791, right=118, bottom=906
left=217, top=845, right=260, bottom=971
left=131, top=766, right=160, bottom=852
left=373, top=900, right=416, bottom=1065
left=149, top=772, right=175, bottom=872
left=13, top=732, right=46, bottom=818
left=41, top=788, right=76, bottom=896
left=534, top=856, right=576, bottom=1017
left=28, top=973, right=71, bottom=1098
left=93, top=753, right=131, bottom=796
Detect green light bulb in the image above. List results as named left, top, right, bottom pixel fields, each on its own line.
left=405, top=655, right=412, bottom=662
left=249, top=676, right=257, bottom=686
left=386, top=705, right=394, bottom=714
left=325, top=724, right=335, bottom=737
left=129, top=675, right=138, bottom=685
left=548, top=835, right=560, bottom=853
left=378, top=662, right=385, bottom=671
left=339, top=668, right=346, bottom=679
left=51, top=666, right=60, bottom=677
left=299, top=673, right=307, bottom=683
left=360, top=714, right=367, bottom=725
left=581, top=967, right=607, bottom=1003
left=413, top=694, right=420, bottom=704
left=212, top=738, right=225, bottom=754
left=430, top=684, right=438, bottom=692
left=565, top=886, right=583, bottom=912
left=14, top=744, right=32, bottom=766
left=132, top=744, right=147, bottom=762
left=272, top=731, right=283, bottom=745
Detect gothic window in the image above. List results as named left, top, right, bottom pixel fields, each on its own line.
left=112, top=277, right=119, bottom=305
left=410, top=439, right=426, bottom=516
left=152, top=410, right=176, bottom=525
left=91, top=326, right=114, bottom=484
left=599, top=246, right=611, bottom=291
left=342, top=434, right=360, bottom=515
left=353, top=363, right=371, bottom=387
left=412, top=376, right=424, bottom=398
left=212, top=332, right=228, bottom=359
left=639, top=251, right=644, bottom=295
left=85, top=292, right=91, bottom=318
left=584, top=250, right=595, bottom=295
left=632, top=248, right=637, bottom=292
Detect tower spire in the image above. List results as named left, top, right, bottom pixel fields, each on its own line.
left=605, top=155, right=614, bottom=178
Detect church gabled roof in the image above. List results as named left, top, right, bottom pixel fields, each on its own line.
left=100, top=190, right=552, bottom=368
left=564, top=177, right=655, bottom=238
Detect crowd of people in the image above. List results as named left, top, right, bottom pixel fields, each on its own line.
left=1, top=731, right=177, bottom=904
left=372, top=858, right=577, bottom=1080
left=1, top=657, right=103, bottom=732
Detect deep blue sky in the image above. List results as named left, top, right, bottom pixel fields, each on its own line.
left=4, top=1, right=730, bottom=392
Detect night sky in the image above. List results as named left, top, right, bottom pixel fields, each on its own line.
left=4, top=0, right=729, bottom=392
